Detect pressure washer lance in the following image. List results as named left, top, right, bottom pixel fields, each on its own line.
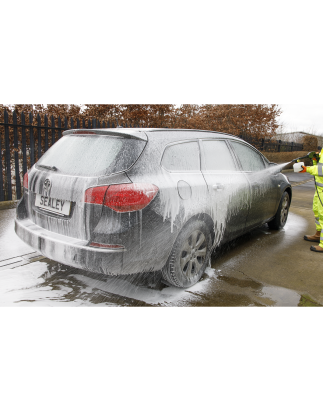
left=292, top=151, right=317, bottom=165
left=291, top=151, right=323, bottom=208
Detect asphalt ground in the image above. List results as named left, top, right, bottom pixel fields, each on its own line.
left=0, top=170, right=321, bottom=306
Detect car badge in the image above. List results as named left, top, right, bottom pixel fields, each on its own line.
left=43, top=179, right=51, bottom=197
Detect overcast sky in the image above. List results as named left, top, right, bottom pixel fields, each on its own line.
left=278, top=104, right=323, bottom=135
left=0, top=0, right=323, bottom=43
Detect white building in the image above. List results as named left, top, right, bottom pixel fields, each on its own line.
left=274, top=131, right=323, bottom=148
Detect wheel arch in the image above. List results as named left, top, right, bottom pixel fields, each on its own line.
left=285, top=186, right=292, bottom=202
left=181, top=213, right=216, bottom=245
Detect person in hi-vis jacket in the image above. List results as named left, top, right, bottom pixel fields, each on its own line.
left=298, top=148, right=323, bottom=252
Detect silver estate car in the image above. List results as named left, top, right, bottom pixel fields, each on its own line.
left=15, top=128, right=291, bottom=288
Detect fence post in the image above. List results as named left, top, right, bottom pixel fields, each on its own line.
left=278, top=140, right=281, bottom=152
left=70, top=118, right=74, bottom=130
left=58, top=116, right=62, bottom=139
left=29, top=112, right=35, bottom=166
left=21, top=112, right=27, bottom=176
left=76, top=118, right=80, bottom=129
left=64, top=116, right=68, bottom=131
left=51, top=115, right=55, bottom=145
left=44, top=114, right=49, bottom=152
left=4, top=110, right=12, bottom=200
left=13, top=111, right=21, bottom=199
left=261, top=138, right=265, bottom=151
left=0, top=133, right=4, bottom=201
left=37, top=113, right=42, bottom=161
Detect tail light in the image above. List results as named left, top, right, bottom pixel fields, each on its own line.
left=84, top=186, right=109, bottom=204
left=23, top=173, right=28, bottom=190
left=104, top=183, right=159, bottom=212
left=84, top=183, right=158, bottom=212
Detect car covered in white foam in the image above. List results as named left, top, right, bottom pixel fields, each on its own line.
left=15, top=128, right=291, bottom=287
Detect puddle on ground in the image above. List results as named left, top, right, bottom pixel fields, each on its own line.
left=0, top=213, right=314, bottom=307
left=0, top=259, right=303, bottom=307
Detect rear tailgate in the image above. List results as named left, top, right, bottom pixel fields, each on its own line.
left=24, top=130, right=147, bottom=241
left=28, top=169, right=132, bottom=240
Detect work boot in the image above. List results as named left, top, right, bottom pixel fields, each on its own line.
left=304, top=231, right=321, bottom=242
left=310, top=245, right=323, bottom=253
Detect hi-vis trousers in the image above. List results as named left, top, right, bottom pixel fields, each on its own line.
left=313, top=189, right=323, bottom=248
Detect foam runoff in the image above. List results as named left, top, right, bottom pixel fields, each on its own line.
left=159, top=162, right=291, bottom=249
left=0, top=258, right=219, bottom=306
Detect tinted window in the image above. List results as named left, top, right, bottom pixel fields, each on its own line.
left=201, top=140, right=236, bottom=171
left=37, top=135, right=146, bottom=177
left=230, top=142, right=265, bottom=172
left=162, top=142, right=200, bottom=172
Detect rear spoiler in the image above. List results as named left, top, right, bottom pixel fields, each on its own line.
left=62, top=128, right=148, bottom=141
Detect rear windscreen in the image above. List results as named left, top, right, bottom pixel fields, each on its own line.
left=36, top=135, right=146, bottom=176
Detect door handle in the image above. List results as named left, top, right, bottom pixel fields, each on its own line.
left=213, top=183, right=224, bottom=191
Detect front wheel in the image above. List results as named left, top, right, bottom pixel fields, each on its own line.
left=162, top=219, right=212, bottom=288
left=268, top=191, right=290, bottom=230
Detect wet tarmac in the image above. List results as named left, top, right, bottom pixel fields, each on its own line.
left=0, top=170, right=322, bottom=306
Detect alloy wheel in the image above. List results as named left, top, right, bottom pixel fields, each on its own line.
left=180, top=230, right=207, bottom=279
left=280, top=196, right=289, bottom=225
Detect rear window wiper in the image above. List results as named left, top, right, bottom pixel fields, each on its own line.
left=38, top=164, right=58, bottom=171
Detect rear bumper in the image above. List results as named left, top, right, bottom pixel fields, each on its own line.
left=15, top=217, right=126, bottom=275
left=15, top=188, right=180, bottom=275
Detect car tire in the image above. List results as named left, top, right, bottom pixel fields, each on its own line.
left=268, top=191, right=290, bottom=230
left=162, top=219, right=212, bottom=288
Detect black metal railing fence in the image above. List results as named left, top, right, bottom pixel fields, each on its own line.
left=0, top=109, right=144, bottom=202
left=1, top=108, right=319, bottom=202
left=240, top=136, right=305, bottom=153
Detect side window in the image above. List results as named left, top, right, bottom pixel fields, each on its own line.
left=230, top=142, right=265, bottom=172
left=201, top=140, right=237, bottom=171
left=161, top=142, right=200, bottom=172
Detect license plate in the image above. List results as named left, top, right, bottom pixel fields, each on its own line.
left=35, top=194, right=71, bottom=216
